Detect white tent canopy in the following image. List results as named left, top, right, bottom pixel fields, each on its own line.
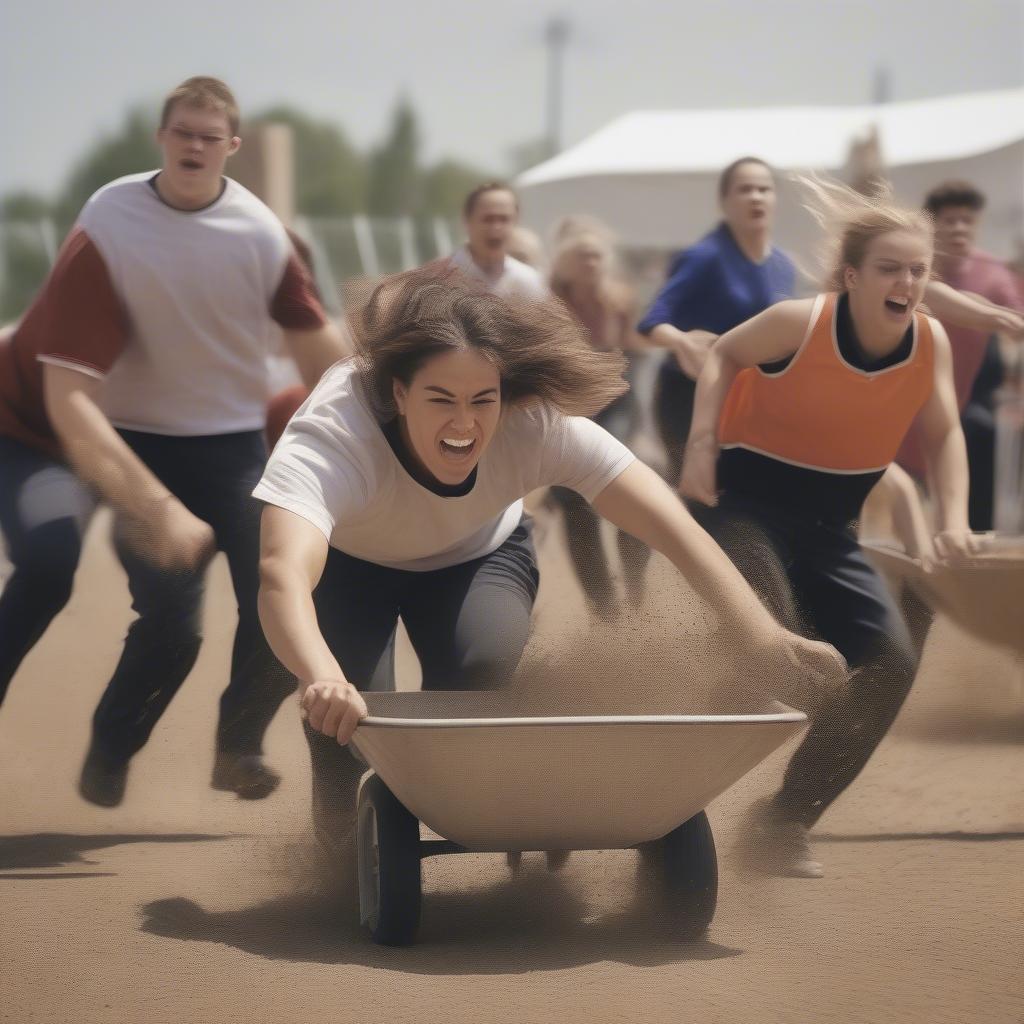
left=517, top=89, right=1024, bottom=265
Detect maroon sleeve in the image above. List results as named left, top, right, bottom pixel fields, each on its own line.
left=270, top=250, right=328, bottom=330
left=24, top=227, right=128, bottom=375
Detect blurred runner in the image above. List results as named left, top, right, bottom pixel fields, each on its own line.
left=680, top=176, right=975, bottom=878
left=507, top=225, right=546, bottom=272
left=548, top=221, right=649, bottom=615
left=896, top=180, right=1024, bottom=530
left=638, top=158, right=796, bottom=482
left=0, top=77, right=345, bottom=806
left=445, top=183, right=549, bottom=301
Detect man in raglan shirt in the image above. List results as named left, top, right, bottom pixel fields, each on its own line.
left=0, top=76, right=346, bottom=806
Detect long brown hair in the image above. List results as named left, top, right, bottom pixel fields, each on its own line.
left=348, top=265, right=627, bottom=419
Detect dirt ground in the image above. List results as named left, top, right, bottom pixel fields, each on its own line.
left=1, top=506, right=1022, bottom=1024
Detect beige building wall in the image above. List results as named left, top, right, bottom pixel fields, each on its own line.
left=230, top=121, right=295, bottom=225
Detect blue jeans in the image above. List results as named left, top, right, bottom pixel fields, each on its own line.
left=0, top=431, right=292, bottom=760
left=0, top=437, right=96, bottom=702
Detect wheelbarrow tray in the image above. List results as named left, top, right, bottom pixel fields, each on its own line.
left=862, top=535, right=1024, bottom=655
left=350, top=691, right=805, bottom=852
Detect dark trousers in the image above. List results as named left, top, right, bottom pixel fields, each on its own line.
left=963, top=334, right=1004, bottom=532
left=87, top=429, right=294, bottom=762
left=962, top=401, right=996, bottom=532
left=602, top=358, right=697, bottom=600
left=551, top=384, right=648, bottom=613
left=306, top=521, right=539, bottom=835
left=693, top=495, right=918, bottom=828
left=0, top=437, right=96, bottom=703
left=654, top=361, right=698, bottom=484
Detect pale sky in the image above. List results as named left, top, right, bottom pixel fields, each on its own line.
left=2, top=0, right=1022, bottom=199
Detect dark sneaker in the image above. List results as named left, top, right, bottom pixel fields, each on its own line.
left=79, top=745, right=129, bottom=808
left=211, top=753, right=281, bottom=800
left=735, top=797, right=824, bottom=879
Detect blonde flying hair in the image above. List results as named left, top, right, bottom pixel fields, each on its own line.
left=548, top=217, right=633, bottom=318
left=348, top=265, right=627, bottom=420
left=796, top=174, right=935, bottom=291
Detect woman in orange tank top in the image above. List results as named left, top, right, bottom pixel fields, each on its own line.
left=680, top=177, right=975, bottom=880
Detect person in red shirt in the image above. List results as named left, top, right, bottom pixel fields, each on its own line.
left=896, top=180, right=1024, bottom=529
left=0, top=77, right=346, bottom=807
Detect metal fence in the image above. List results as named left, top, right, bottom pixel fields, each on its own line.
left=0, top=216, right=462, bottom=318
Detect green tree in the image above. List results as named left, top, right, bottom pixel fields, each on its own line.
left=367, top=98, right=420, bottom=217
left=256, top=105, right=367, bottom=216
left=55, top=107, right=159, bottom=227
left=420, top=158, right=494, bottom=219
left=0, top=193, right=56, bottom=321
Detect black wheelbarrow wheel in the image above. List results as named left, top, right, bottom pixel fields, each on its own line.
left=357, top=773, right=422, bottom=946
left=637, top=809, right=718, bottom=939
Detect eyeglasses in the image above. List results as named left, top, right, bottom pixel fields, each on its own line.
left=167, top=126, right=230, bottom=146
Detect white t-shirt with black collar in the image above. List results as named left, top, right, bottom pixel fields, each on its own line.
left=253, top=359, right=634, bottom=571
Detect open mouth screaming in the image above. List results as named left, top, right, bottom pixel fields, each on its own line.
left=884, top=295, right=910, bottom=315
left=440, top=436, right=476, bottom=459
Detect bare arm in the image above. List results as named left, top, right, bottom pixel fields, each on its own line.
left=870, top=464, right=935, bottom=561
left=618, top=299, right=651, bottom=352
left=257, top=504, right=367, bottom=742
left=915, top=320, right=974, bottom=554
left=680, top=299, right=813, bottom=502
left=923, top=280, right=1024, bottom=339
left=43, top=363, right=213, bottom=569
left=593, top=461, right=848, bottom=702
left=284, top=320, right=351, bottom=389
left=647, top=323, right=719, bottom=379
left=594, top=462, right=781, bottom=638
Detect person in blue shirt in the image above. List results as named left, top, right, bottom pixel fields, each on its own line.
left=638, top=157, right=796, bottom=481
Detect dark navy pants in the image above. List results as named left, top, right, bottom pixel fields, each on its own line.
left=551, top=374, right=648, bottom=613
left=654, top=360, right=698, bottom=484
left=305, top=520, right=540, bottom=835
left=693, top=494, right=918, bottom=828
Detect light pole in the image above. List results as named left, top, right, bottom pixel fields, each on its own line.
left=545, top=16, right=570, bottom=157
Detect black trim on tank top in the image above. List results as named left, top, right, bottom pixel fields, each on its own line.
left=381, top=417, right=477, bottom=497
left=756, top=293, right=915, bottom=375
left=718, top=448, right=883, bottom=528
left=836, top=292, right=914, bottom=371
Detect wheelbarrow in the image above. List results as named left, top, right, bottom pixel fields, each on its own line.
left=862, top=534, right=1024, bottom=657
left=347, top=691, right=806, bottom=946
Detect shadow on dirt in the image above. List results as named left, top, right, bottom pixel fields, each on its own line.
left=141, top=867, right=742, bottom=975
left=0, top=832, right=231, bottom=871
